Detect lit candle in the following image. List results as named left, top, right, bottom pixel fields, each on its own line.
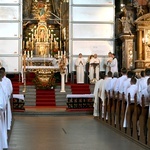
left=64, top=51, right=66, bottom=56
left=27, top=51, right=30, bottom=58
left=24, top=50, right=26, bottom=55
left=26, top=41, right=29, bottom=49
left=23, top=41, right=25, bottom=49
left=31, top=51, right=33, bottom=58
left=51, top=34, right=53, bottom=41
left=58, top=50, right=60, bottom=57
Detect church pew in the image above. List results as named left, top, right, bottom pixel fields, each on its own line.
left=132, top=94, right=141, bottom=140
left=111, top=91, right=117, bottom=127
left=147, top=103, right=150, bottom=147
left=139, top=95, right=149, bottom=144
left=107, top=90, right=113, bottom=125
left=120, top=93, right=127, bottom=133
left=115, top=92, right=122, bottom=130
left=104, top=90, right=108, bottom=123
left=98, top=97, right=103, bottom=120
left=126, top=93, right=134, bottom=136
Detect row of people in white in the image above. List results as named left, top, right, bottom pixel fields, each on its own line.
left=75, top=53, right=118, bottom=84
left=0, top=67, right=13, bottom=150
left=93, top=68, right=150, bottom=125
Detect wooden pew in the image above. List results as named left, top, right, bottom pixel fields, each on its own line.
left=147, top=103, right=150, bottom=147
left=116, top=92, right=122, bottom=130
left=104, top=90, right=112, bottom=125
left=121, top=92, right=127, bottom=132
left=104, top=90, right=108, bottom=123
left=107, top=90, right=113, bottom=125
left=126, top=93, right=134, bottom=136
left=98, top=97, right=103, bottom=120
left=132, top=94, right=141, bottom=140
left=111, top=91, right=117, bottom=127
left=139, top=95, right=149, bottom=144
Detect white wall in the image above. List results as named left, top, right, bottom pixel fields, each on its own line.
left=0, top=0, right=22, bottom=73
left=69, top=0, right=115, bottom=72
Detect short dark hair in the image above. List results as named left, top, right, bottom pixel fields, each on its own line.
left=140, top=71, right=145, bottom=77
left=127, top=71, right=134, bottom=78
left=145, top=68, right=150, bottom=76
left=121, top=68, right=127, bottom=74
left=130, top=77, right=137, bottom=84
left=0, top=67, right=5, bottom=72
left=107, top=71, right=112, bottom=77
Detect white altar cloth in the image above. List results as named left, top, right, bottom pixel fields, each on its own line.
left=66, top=94, right=94, bottom=98
left=13, top=94, right=25, bottom=100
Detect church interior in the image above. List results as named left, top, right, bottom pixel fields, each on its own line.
left=0, top=0, right=150, bottom=149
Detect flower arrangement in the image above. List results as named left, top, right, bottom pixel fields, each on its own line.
left=59, top=56, right=67, bottom=74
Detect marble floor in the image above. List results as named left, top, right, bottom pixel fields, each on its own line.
left=8, top=115, right=147, bottom=150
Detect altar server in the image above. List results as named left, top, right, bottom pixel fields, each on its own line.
left=89, top=54, right=100, bottom=81
left=0, top=70, right=8, bottom=149
left=75, top=53, right=86, bottom=83
left=123, top=77, right=138, bottom=128
left=93, top=73, right=105, bottom=117
left=114, top=68, right=127, bottom=97
left=138, top=68, right=150, bottom=93
left=106, top=72, right=118, bottom=97
left=123, top=70, right=135, bottom=95
left=104, top=52, right=112, bottom=75
left=109, top=53, right=118, bottom=75
left=101, top=71, right=112, bottom=118
left=138, top=77, right=150, bottom=107
left=0, top=67, right=13, bottom=130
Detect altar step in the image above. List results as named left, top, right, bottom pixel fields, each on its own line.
left=71, top=84, right=91, bottom=94
left=12, top=83, right=95, bottom=107
left=55, top=85, right=72, bottom=106
left=19, top=85, right=36, bottom=106
left=36, top=89, right=55, bottom=106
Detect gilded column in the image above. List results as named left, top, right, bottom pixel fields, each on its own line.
left=137, top=29, right=143, bottom=60
left=135, top=29, right=144, bottom=69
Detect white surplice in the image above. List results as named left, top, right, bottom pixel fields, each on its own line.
left=123, top=84, right=138, bottom=128
left=93, top=79, right=104, bottom=116
left=2, top=76, right=13, bottom=130
left=0, top=84, right=8, bottom=149
left=75, top=57, right=86, bottom=83
left=104, top=57, right=112, bottom=75
left=89, top=57, right=100, bottom=81
left=110, top=58, right=118, bottom=75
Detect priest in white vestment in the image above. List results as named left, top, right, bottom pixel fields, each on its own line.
left=109, top=53, right=118, bottom=75
left=0, top=71, right=8, bottom=149
left=75, top=53, right=86, bottom=83
left=89, top=54, right=100, bottom=81
left=0, top=67, right=13, bottom=131
left=93, top=73, right=105, bottom=117
left=104, top=52, right=112, bottom=75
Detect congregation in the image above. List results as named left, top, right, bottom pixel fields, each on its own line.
left=0, top=67, right=13, bottom=150
left=93, top=66, right=150, bottom=130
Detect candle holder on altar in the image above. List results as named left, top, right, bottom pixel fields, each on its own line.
left=90, top=63, right=99, bottom=84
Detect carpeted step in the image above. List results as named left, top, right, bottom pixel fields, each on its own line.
left=36, top=89, right=56, bottom=106
left=71, top=84, right=91, bottom=94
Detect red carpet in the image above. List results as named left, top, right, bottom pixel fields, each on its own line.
left=36, top=89, right=56, bottom=106
left=12, top=82, right=21, bottom=94
left=71, top=84, right=91, bottom=94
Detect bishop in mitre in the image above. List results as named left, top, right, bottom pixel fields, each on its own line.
left=75, top=53, right=86, bottom=83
